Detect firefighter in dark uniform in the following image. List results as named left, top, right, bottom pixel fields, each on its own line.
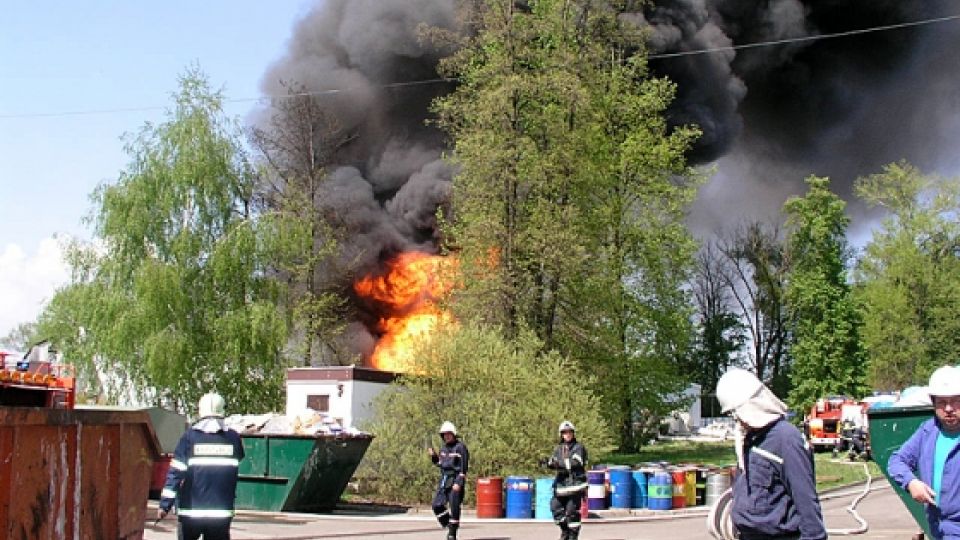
left=542, top=420, right=589, bottom=540
left=428, top=421, right=469, bottom=540
left=158, top=392, right=245, bottom=540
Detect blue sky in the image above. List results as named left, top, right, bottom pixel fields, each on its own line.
left=0, top=1, right=314, bottom=338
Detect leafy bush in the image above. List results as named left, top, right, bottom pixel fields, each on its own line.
left=356, top=323, right=615, bottom=505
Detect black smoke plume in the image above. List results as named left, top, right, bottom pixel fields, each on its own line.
left=257, top=0, right=960, bottom=361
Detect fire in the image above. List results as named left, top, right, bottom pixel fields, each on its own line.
left=353, top=252, right=457, bottom=372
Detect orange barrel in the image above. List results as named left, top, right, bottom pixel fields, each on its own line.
left=476, top=476, right=504, bottom=518
left=671, top=468, right=687, bottom=509
left=685, top=468, right=697, bottom=506
left=580, top=494, right=589, bottom=519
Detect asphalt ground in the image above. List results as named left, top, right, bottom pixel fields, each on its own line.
left=143, top=479, right=922, bottom=540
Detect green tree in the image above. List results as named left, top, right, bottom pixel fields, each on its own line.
left=358, top=322, right=615, bottom=504
left=784, top=176, right=867, bottom=412
left=433, top=0, right=700, bottom=450
left=36, top=69, right=289, bottom=413
left=854, top=161, right=960, bottom=389
left=249, top=85, right=349, bottom=366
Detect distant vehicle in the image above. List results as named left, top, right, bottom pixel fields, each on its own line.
left=0, top=341, right=75, bottom=409
left=804, top=396, right=865, bottom=452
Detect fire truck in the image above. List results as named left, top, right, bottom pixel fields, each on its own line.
left=804, top=396, right=868, bottom=453
left=0, top=343, right=75, bottom=409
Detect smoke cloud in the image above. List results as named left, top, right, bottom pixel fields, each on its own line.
left=258, top=0, right=960, bottom=361
left=645, top=0, right=960, bottom=233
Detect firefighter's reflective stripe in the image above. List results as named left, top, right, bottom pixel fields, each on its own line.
left=193, top=443, right=234, bottom=456
left=751, top=446, right=784, bottom=464
left=170, top=459, right=188, bottom=471
left=178, top=509, right=235, bottom=518
left=187, top=456, right=240, bottom=467
left=161, top=488, right=178, bottom=499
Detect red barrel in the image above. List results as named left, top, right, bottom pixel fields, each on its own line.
left=671, top=468, right=687, bottom=509
left=476, top=476, right=504, bottom=518
left=150, top=453, right=173, bottom=498
left=580, top=494, right=589, bottom=519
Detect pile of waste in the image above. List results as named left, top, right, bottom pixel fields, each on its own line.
left=224, top=409, right=370, bottom=436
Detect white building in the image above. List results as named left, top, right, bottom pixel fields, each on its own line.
left=285, top=366, right=398, bottom=429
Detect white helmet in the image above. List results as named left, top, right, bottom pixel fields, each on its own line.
left=558, top=420, right=576, bottom=435
left=716, top=368, right=764, bottom=414
left=198, top=392, right=226, bottom=418
left=439, top=421, right=457, bottom=436
left=929, top=366, right=960, bottom=397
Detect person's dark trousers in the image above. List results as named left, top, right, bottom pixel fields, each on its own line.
left=432, top=484, right=464, bottom=533
left=177, top=517, right=232, bottom=540
left=551, top=493, right=583, bottom=539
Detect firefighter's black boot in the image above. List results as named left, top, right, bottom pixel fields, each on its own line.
left=558, top=523, right=570, bottom=540
left=437, top=513, right=450, bottom=528
left=567, top=526, right=580, bottom=540
left=446, top=523, right=458, bottom=540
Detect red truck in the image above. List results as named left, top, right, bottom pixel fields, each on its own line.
left=805, top=396, right=868, bottom=452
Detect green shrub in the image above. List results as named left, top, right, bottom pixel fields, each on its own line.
left=357, top=322, right=616, bottom=505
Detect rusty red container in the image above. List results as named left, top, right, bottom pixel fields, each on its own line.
left=0, top=407, right=160, bottom=538
left=476, top=476, right=504, bottom=518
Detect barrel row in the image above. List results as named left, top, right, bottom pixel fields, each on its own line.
left=475, top=466, right=733, bottom=519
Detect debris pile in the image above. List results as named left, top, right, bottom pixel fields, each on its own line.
left=224, top=409, right=369, bottom=437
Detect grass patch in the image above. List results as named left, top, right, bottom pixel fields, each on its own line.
left=813, top=454, right=881, bottom=491
left=597, top=440, right=736, bottom=468
left=598, top=440, right=880, bottom=492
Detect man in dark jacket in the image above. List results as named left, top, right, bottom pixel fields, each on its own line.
left=543, top=420, right=589, bottom=540
left=717, top=368, right=827, bottom=540
left=158, top=392, right=245, bottom=540
left=429, top=421, right=469, bottom=540
left=889, top=365, right=960, bottom=540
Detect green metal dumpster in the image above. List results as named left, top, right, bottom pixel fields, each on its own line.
left=235, top=433, right=374, bottom=512
left=868, top=405, right=934, bottom=539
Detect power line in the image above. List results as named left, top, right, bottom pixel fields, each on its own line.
left=2, top=13, right=958, bottom=120
left=647, top=13, right=960, bottom=59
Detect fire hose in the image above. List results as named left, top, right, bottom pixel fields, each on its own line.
left=707, top=462, right=874, bottom=539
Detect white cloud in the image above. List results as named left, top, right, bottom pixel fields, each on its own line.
left=0, top=237, right=70, bottom=337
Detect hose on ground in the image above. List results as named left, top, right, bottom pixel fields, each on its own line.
left=706, top=462, right=873, bottom=539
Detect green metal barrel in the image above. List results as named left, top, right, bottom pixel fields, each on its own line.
left=868, top=405, right=934, bottom=539
left=235, top=433, right=374, bottom=512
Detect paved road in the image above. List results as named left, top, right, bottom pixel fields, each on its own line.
left=144, top=479, right=922, bottom=539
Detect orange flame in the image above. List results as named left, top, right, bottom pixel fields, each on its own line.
left=353, top=252, right=457, bottom=372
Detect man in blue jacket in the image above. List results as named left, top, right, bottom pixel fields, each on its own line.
left=158, top=392, right=245, bottom=540
left=889, top=365, right=960, bottom=540
left=716, top=368, right=827, bottom=540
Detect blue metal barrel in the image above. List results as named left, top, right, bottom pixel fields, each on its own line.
left=647, top=470, right=673, bottom=510
left=534, top=477, right=554, bottom=520
left=609, top=468, right=633, bottom=508
left=505, top=476, right=534, bottom=519
left=631, top=469, right=648, bottom=508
